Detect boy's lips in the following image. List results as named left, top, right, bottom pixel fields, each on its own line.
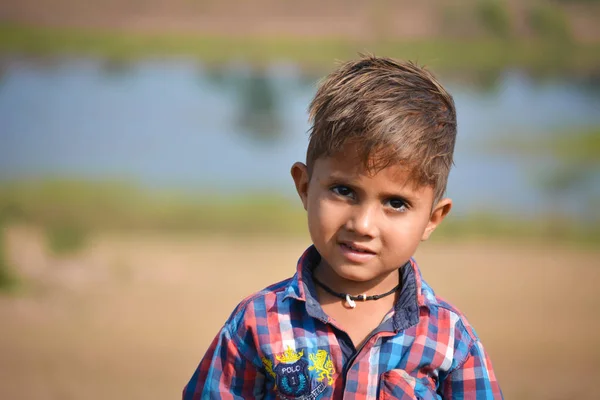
left=338, top=241, right=377, bottom=263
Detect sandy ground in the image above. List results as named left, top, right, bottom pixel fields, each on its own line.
left=1, top=225, right=599, bottom=399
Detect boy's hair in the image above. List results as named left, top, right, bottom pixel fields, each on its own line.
left=307, top=55, right=457, bottom=205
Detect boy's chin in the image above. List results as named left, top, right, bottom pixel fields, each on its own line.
left=326, top=262, right=394, bottom=285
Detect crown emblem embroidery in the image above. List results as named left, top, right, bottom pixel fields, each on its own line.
left=276, top=347, right=304, bottom=364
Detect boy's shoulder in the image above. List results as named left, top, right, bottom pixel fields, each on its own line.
left=224, top=275, right=299, bottom=328
left=419, top=278, right=480, bottom=342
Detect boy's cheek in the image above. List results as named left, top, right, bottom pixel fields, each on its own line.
left=313, top=200, right=344, bottom=224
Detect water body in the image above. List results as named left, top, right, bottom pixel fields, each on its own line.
left=1, top=58, right=599, bottom=218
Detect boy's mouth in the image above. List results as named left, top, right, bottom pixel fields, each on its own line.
left=339, top=242, right=376, bottom=254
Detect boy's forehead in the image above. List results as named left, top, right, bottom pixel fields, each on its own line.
left=314, top=150, right=415, bottom=182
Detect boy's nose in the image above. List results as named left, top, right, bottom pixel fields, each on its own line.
left=345, top=203, right=379, bottom=238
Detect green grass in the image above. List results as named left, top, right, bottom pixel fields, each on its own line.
left=490, top=126, right=600, bottom=163
left=436, top=213, right=600, bottom=247
left=540, top=127, right=600, bottom=164
left=1, top=23, right=600, bottom=73
left=477, top=0, right=512, bottom=39
left=0, top=179, right=598, bottom=248
left=0, top=226, right=19, bottom=292
left=0, top=180, right=307, bottom=236
left=45, top=223, right=88, bottom=255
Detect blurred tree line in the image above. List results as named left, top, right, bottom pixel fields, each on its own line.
left=443, top=0, right=575, bottom=41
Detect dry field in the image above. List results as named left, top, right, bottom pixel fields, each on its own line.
left=1, top=226, right=599, bottom=399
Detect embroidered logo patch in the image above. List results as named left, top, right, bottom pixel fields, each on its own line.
left=263, top=347, right=335, bottom=400
left=275, top=350, right=310, bottom=397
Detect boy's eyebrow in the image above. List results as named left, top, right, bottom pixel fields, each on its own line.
left=324, top=171, right=356, bottom=182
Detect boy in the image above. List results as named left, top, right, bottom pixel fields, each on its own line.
left=183, top=55, right=502, bottom=399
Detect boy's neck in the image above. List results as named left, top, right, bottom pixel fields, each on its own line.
left=313, top=259, right=402, bottom=298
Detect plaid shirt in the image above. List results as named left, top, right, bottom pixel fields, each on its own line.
left=183, top=246, right=502, bottom=399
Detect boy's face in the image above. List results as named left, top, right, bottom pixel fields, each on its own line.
left=291, top=146, right=451, bottom=285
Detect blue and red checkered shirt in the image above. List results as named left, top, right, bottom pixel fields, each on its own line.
left=183, top=246, right=502, bottom=399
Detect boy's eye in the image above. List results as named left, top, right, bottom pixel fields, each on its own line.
left=386, top=198, right=408, bottom=212
left=331, top=185, right=354, bottom=199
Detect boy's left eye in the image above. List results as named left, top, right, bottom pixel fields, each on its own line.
left=331, top=185, right=354, bottom=199
left=386, top=198, right=408, bottom=211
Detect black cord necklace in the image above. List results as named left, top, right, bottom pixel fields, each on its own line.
left=312, top=274, right=400, bottom=309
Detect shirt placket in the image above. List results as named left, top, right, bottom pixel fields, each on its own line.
left=341, top=330, right=397, bottom=400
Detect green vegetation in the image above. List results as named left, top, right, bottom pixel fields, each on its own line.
left=490, top=126, right=600, bottom=163
left=438, top=213, right=600, bottom=247
left=477, top=0, right=512, bottom=38
left=0, top=179, right=598, bottom=248
left=543, top=127, right=600, bottom=163
left=1, top=23, right=600, bottom=74
left=45, top=223, right=88, bottom=255
left=0, top=226, right=18, bottom=292
left=0, top=180, right=307, bottom=237
left=528, top=3, right=572, bottom=42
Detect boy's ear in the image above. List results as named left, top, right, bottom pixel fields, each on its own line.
left=421, top=198, right=452, bottom=241
left=291, top=162, right=310, bottom=210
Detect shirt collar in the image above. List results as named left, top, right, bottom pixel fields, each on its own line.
left=283, top=245, right=329, bottom=322
left=283, top=245, right=429, bottom=331
left=391, top=258, right=421, bottom=330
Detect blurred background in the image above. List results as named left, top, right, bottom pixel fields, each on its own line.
left=0, top=1, right=599, bottom=399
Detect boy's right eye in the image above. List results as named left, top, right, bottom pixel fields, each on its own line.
left=331, top=185, right=354, bottom=199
